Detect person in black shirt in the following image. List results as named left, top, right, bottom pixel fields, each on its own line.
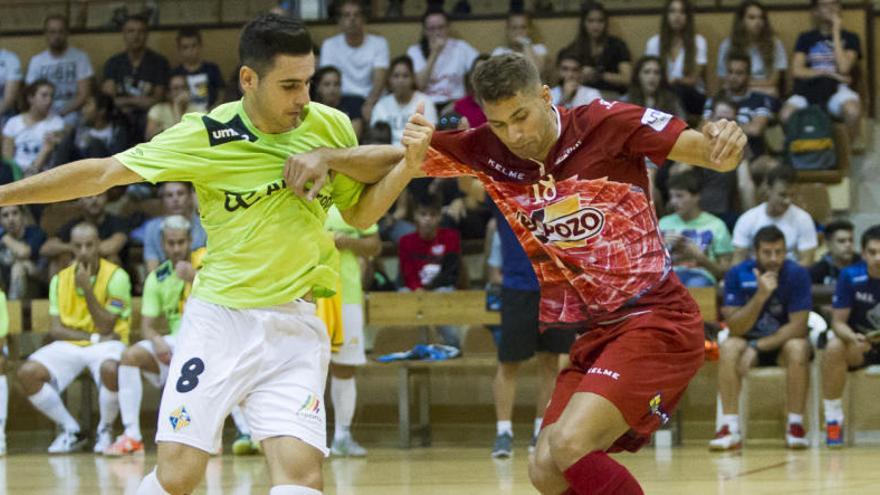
left=311, top=65, right=363, bottom=139
left=559, top=1, right=631, bottom=96
left=0, top=205, right=46, bottom=299
left=811, top=219, right=859, bottom=285
left=171, top=27, right=225, bottom=110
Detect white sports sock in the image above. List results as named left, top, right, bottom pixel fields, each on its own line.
left=722, top=414, right=740, bottom=434
left=788, top=413, right=804, bottom=426
left=496, top=420, right=513, bottom=436
left=331, top=376, right=356, bottom=440
left=230, top=405, right=251, bottom=436
left=99, top=386, right=119, bottom=430
left=0, top=376, right=7, bottom=434
left=118, top=365, right=143, bottom=440
left=824, top=399, right=844, bottom=423
left=136, top=468, right=171, bottom=495
left=533, top=417, right=543, bottom=436
left=29, top=383, right=79, bottom=433
left=269, top=485, right=321, bottom=495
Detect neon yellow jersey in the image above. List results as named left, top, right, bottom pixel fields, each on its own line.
left=0, top=290, right=8, bottom=339
left=324, top=205, right=378, bottom=305
left=115, top=101, right=364, bottom=308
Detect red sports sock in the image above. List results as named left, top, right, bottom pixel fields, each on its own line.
left=563, top=451, right=644, bottom=495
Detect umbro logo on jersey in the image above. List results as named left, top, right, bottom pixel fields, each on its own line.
left=203, top=115, right=258, bottom=146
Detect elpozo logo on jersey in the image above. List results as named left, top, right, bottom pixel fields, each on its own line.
left=516, top=198, right=605, bottom=247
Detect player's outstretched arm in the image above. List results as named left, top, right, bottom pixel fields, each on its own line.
left=285, top=145, right=406, bottom=200
left=0, top=157, right=143, bottom=206
left=667, top=119, right=747, bottom=173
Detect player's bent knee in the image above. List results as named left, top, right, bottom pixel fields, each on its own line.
left=784, top=339, right=810, bottom=363
left=156, top=443, right=209, bottom=494
left=18, top=361, right=48, bottom=394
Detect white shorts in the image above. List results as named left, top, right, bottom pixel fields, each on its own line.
left=155, top=297, right=331, bottom=455
left=331, top=304, right=367, bottom=366
left=136, top=335, right=178, bottom=388
left=30, top=340, right=126, bottom=391
left=786, top=85, right=860, bottom=118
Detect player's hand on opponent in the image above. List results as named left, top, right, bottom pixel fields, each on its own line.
left=284, top=150, right=329, bottom=202
left=753, top=268, right=779, bottom=298
left=703, top=119, right=747, bottom=169
left=401, top=102, right=434, bottom=172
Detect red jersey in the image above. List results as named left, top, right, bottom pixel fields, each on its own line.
left=398, top=228, right=462, bottom=290
left=426, top=100, right=698, bottom=327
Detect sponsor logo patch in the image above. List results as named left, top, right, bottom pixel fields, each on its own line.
left=649, top=393, right=670, bottom=424
left=169, top=405, right=192, bottom=432
left=296, top=395, right=323, bottom=424
left=641, top=109, right=673, bottom=132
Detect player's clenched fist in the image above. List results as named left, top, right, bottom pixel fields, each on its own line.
left=401, top=102, right=434, bottom=171
left=703, top=119, right=747, bottom=170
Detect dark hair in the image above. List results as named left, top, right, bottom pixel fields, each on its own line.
left=91, top=91, right=116, bottom=117
left=44, top=13, right=68, bottom=30
left=310, top=66, right=341, bottom=102
left=239, top=13, right=313, bottom=76
left=123, top=14, right=149, bottom=28
left=754, top=225, right=786, bottom=249
left=556, top=50, right=581, bottom=67
left=626, top=56, right=680, bottom=115
left=729, top=1, right=776, bottom=74
left=363, top=122, right=392, bottom=145
left=862, top=225, right=880, bottom=250
left=824, top=219, right=854, bottom=240
left=414, top=192, right=443, bottom=213
left=472, top=53, right=541, bottom=104
left=464, top=53, right=491, bottom=96
left=387, top=55, right=416, bottom=92
left=668, top=170, right=702, bottom=195
left=177, top=26, right=202, bottom=44
left=332, top=0, right=365, bottom=20
left=659, top=0, right=697, bottom=78
left=766, top=165, right=795, bottom=188
left=725, top=50, right=752, bottom=74
left=20, top=78, right=54, bottom=112
left=419, top=9, right=449, bottom=58
left=562, top=2, right=608, bottom=67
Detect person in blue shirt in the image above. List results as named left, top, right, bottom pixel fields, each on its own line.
left=486, top=203, right=575, bottom=459
left=822, top=224, right=880, bottom=447
left=711, top=225, right=812, bottom=451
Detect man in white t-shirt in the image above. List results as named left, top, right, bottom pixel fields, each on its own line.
left=550, top=52, right=601, bottom=110
left=25, top=15, right=94, bottom=127
left=732, top=166, right=817, bottom=266
left=0, top=45, right=22, bottom=121
left=319, top=0, right=389, bottom=122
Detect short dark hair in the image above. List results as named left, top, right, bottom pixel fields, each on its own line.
left=472, top=53, right=541, bottom=105
left=556, top=50, right=581, bottom=67
left=766, top=165, right=795, bottom=188
left=668, top=170, right=702, bottom=195
left=124, top=14, right=149, bottom=28
left=44, top=14, right=68, bottom=30
left=725, top=51, right=752, bottom=73
left=861, top=224, right=880, bottom=250
left=753, top=225, right=786, bottom=250
left=824, top=219, right=854, bottom=240
left=177, top=26, right=202, bottom=43
left=239, top=13, right=313, bottom=76
left=332, top=0, right=365, bottom=19
left=414, top=192, right=443, bottom=213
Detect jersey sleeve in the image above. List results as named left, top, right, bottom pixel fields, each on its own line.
left=140, top=271, right=162, bottom=318
left=324, top=110, right=365, bottom=210
left=114, top=112, right=211, bottom=183
left=105, top=268, right=132, bottom=319
left=592, top=101, right=688, bottom=167
left=424, top=130, right=481, bottom=178
left=787, top=266, right=813, bottom=313
left=832, top=270, right=854, bottom=309
left=0, top=291, right=8, bottom=339
left=722, top=268, right=746, bottom=307
left=48, top=275, right=60, bottom=316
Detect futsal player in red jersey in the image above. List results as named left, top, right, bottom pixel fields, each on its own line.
left=285, top=53, right=746, bottom=495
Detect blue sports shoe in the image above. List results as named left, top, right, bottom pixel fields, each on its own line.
left=492, top=432, right=513, bottom=459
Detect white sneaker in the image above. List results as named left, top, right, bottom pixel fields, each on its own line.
left=93, top=425, right=113, bottom=454
left=708, top=425, right=742, bottom=451
left=785, top=423, right=809, bottom=449
left=48, top=430, right=88, bottom=454
left=330, top=436, right=367, bottom=457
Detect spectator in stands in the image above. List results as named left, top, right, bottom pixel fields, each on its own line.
left=550, top=52, right=601, bottom=110
left=137, top=182, right=205, bottom=274
left=2, top=79, right=64, bottom=176
left=407, top=9, right=479, bottom=110
left=0, top=40, right=22, bottom=125
left=732, top=166, right=818, bottom=266
left=26, top=15, right=93, bottom=128
left=811, top=219, right=859, bottom=285
left=41, top=192, right=129, bottom=271
left=18, top=222, right=130, bottom=454
left=145, top=74, right=203, bottom=141
left=780, top=0, right=861, bottom=138
left=821, top=225, right=880, bottom=447
left=54, top=92, right=127, bottom=162
left=621, top=55, right=685, bottom=118
left=718, top=1, right=787, bottom=98
left=312, top=66, right=363, bottom=139
left=559, top=1, right=632, bottom=96
left=171, top=27, right=225, bottom=110
left=398, top=194, right=462, bottom=348
left=319, top=0, right=389, bottom=123
left=492, top=11, right=548, bottom=77
left=712, top=225, right=813, bottom=451
left=102, top=14, right=170, bottom=146
left=645, top=0, right=707, bottom=116
left=0, top=205, right=46, bottom=299
left=370, top=56, right=437, bottom=145
left=449, top=54, right=490, bottom=129
left=659, top=171, right=733, bottom=287
left=704, top=53, right=778, bottom=157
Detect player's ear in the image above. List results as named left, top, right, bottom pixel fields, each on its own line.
left=240, top=66, right=258, bottom=93
left=541, top=84, right=552, bottom=106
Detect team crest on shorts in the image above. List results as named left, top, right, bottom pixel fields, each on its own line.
left=648, top=393, right=670, bottom=425
left=296, top=395, right=322, bottom=423
left=169, top=405, right=192, bottom=432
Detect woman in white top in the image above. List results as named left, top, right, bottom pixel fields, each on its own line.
left=370, top=56, right=438, bottom=145
left=645, top=0, right=707, bottom=115
left=717, top=0, right=787, bottom=98
left=145, top=74, right=206, bottom=141
left=406, top=10, right=479, bottom=108
left=491, top=11, right=547, bottom=77
left=2, top=79, right=63, bottom=176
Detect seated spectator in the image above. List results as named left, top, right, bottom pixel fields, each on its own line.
left=370, top=56, right=437, bottom=145
left=17, top=222, right=130, bottom=454
left=732, top=166, right=818, bottom=266
left=811, top=219, right=859, bottom=285
left=312, top=66, right=363, bottom=139
left=620, top=56, right=685, bottom=118
left=54, top=92, right=128, bottom=162
left=645, top=0, right=707, bottom=116
left=136, top=182, right=206, bottom=273
left=407, top=9, right=479, bottom=110
left=145, top=74, right=204, bottom=140
left=551, top=52, right=601, bottom=110
left=172, top=27, right=226, bottom=110
left=492, top=11, right=548, bottom=77
left=821, top=225, right=880, bottom=447
left=0, top=205, right=46, bottom=299
left=41, top=192, right=129, bottom=273
left=102, top=14, right=170, bottom=146
left=2, top=79, right=64, bottom=176
left=450, top=54, right=490, bottom=129
left=780, top=0, right=861, bottom=138
left=319, top=0, right=389, bottom=123
left=704, top=53, right=778, bottom=157
left=0, top=41, right=22, bottom=125
left=712, top=225, right=812, bottom=451
left=558, top=1, right=631, bottom=96
left=26, top=14, right=93, bottom=128
left=659, top=171, right=733, bottom=287
left=717, top=1, right=787, bottom=98
left=398, top=194, right=462, bottom=348
left=0, top=287, right=6, bottom=453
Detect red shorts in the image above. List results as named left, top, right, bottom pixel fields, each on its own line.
left=542, top=307, right=704, bottom=453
